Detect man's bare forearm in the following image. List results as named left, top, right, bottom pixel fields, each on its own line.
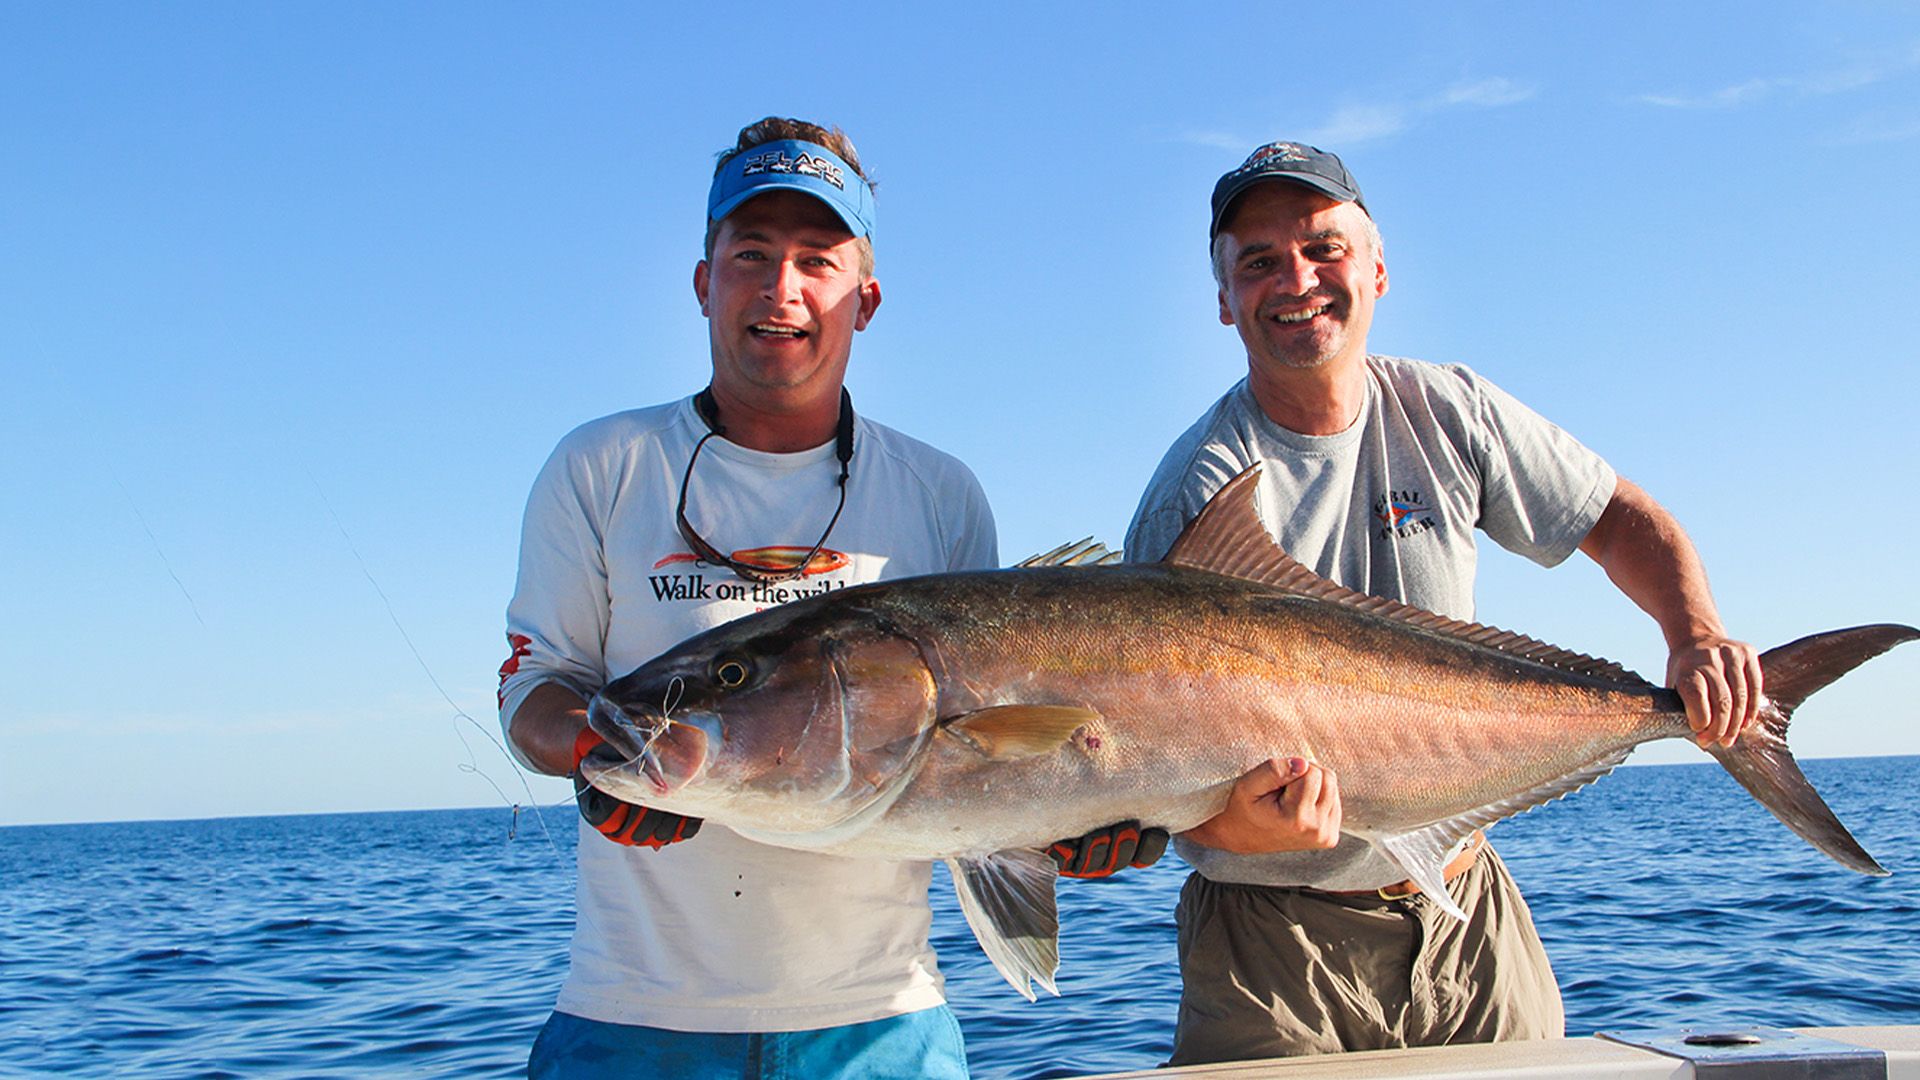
left=1578, top=477, right=1725, bottom=648
left=1578, top=476, right=1761, bottom=746
left=510, top=682, right=592, bottom=776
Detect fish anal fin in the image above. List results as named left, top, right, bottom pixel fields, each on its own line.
left=943, top=705, right=1100, bottom=760
left=1165, top=464, right=1648, bottom=685
left=1371, top=747, right=1633, bottom=921
left=947, top=850, right=1062, bottom=1000
left=1378, top=826, right=1471, bottom=920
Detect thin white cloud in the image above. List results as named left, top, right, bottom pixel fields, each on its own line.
left=1303, top=104, right=1409, bottom=146
left=1800, top=64, right=1887, bottom=96
left=1831, top=115, right=1920, bottom=144
left=1640, top=41, right=1920, bottom=109
left=1304, top=78, right=1536, bottom=147
left=1172, top=74, right=1536, bottom=152
left=1641, top=78, right=1774, bottom=109
left=1441, top=77, right=1536, bottom=108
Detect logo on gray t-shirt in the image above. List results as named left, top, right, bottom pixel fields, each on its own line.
left=1373, top=490, right=1436, bottom=539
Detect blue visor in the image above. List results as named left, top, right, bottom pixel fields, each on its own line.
left=707, top=139, right=875, bottom=238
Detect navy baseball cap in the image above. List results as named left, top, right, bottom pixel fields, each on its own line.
left=1209, top=141, right=1366, bottom=238
left=708, top=139, right=876, bottom=238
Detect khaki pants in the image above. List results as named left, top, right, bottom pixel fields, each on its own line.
left=1169, top=845, right=1564, bottom=1066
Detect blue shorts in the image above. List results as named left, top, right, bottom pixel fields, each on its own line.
left=527, top=1006, right=970, bottom=1080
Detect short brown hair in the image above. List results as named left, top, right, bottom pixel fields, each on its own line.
left=704, top=117, right=876, bottom=277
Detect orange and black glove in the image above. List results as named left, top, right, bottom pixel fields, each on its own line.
left=571, top=728, right=702, bottom=849
left=1048, top=820, right=1169, bottom=878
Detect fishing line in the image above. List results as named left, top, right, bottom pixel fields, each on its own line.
left=648, top=676, right=687, bottom=752
left=664, top=676, right=684, bottom=720
left=637, top=677, right=687, bottom=759
left=111, top=467, right=207, bottom=628
left=587, top=677, right=685, bottom=776
left=306, top=470, right=569, bottom=865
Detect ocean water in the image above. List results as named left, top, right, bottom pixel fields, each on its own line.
left=4, top=756, right=1916, bottom=1079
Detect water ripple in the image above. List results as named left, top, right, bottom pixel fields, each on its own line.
left=2, top=757, right=1916, bottom=1077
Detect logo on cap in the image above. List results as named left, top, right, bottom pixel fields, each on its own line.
left=741, top=150, right=847, bottom=191
left=1236, top=142, right=1312, bottom=173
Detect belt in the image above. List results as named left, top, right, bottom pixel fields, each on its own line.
left=1322, top=831, right=1485, bottom=902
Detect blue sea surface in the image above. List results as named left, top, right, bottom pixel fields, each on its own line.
left=4, top=756, right=1916, bottom=1078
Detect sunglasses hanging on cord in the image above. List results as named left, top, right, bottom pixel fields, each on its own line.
left=675, top=387, right=854, bottom=585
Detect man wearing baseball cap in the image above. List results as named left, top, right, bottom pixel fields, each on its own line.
left=1126, top=141, right=1762, bottom=1063
left=500, top=117, right=996, bottom=1078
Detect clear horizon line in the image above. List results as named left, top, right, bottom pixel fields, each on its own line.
left=4, top=750, right=1913, bottom=831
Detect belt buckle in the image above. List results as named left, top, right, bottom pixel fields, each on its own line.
left=1375, top=880, right=1420, bottom=902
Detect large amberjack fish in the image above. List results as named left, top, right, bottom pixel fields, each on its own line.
left=583, top=465, right=1914, bottom=999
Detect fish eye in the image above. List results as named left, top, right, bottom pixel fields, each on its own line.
left=713, top=657, right=751, bottom=689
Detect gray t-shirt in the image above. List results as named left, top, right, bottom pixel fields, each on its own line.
left=1125, top=356, right=1616, bottom=889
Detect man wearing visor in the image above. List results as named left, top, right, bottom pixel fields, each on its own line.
left=1126, top=141, right=1762, bottom=1063
left=500, top=117, right=996, bottom=1078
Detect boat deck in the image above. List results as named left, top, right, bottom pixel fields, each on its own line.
left=1084, top=1025, right=1920, bottom=1078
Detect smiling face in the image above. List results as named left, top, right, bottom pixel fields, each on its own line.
left=693, top=190, right=881, bottom=413
left=1214, top=183, right=1387, bottom=377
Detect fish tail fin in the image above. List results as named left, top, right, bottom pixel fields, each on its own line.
left=1706, top=624, right=1915, bottom=877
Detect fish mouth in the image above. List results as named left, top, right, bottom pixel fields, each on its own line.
left=585, top=693, right=713, bottom=798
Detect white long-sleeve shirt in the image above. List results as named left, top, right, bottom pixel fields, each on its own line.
left=501, top=395, right=997, bottom=1032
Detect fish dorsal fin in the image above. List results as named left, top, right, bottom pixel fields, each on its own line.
left=947, top=849, right=1061, bottom=1000
left=1163, top=464, right=1306, bottom=588
left=1016, top=538, right=1122, bottom=568
left=1164, top=464, right=1644, bottom=684
left=943, top=705, right=1100, bottom=760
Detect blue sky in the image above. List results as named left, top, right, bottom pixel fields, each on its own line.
left=5, top=4, right=1917, bottom=826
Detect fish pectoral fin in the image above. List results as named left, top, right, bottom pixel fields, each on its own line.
left=942, top=705, right=1101, bottom=760
left=947, top=850, right=1062, bottom=1001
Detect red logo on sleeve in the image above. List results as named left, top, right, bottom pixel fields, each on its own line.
left=498, top=633, right=533, bottom=706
